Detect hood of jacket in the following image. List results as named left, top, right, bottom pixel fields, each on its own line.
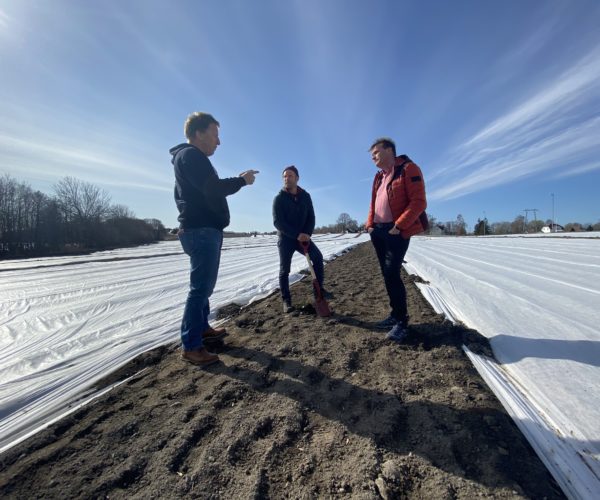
left=169, top=143, right=198, bottom=164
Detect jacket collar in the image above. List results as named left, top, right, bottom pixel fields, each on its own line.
left=374, top=155, right=412, bottom=188
left=281, top=186, right=304, bottom=196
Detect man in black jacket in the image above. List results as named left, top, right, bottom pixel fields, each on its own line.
left=273, top=166, right=326, bottom=313
left=170, top=112, right=258, bottom=366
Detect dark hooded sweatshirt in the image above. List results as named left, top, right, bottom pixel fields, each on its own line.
left=170, top=143, right=246, bottom=230
left=272, top=187, right=315, bottom=240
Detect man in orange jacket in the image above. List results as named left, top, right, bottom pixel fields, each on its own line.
left=366, top=137, right=427, bottom=342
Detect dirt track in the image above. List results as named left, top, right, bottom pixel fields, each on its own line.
left=0, top=242, right=564, bottom=499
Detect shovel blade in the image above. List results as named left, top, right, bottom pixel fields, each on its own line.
left=314, top=297, right=332, bottom=317
left=312, top=278, right=332, bottom=317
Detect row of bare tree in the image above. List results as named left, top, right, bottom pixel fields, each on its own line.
left=0, top=174, right=166, bottom=259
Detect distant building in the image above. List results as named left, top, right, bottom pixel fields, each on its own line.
left=541, top=224, right=564, bottom=233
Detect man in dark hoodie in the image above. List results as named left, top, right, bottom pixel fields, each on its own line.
left=273, top=166, right=326, bottom=313
left=171, top=112, right=258, bottom=366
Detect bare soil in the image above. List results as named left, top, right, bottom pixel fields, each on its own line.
left=0, top=242, right=564, bottom=499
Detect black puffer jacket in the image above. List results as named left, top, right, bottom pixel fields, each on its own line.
left=272, top=187, right=315, bottom=240
left=170, top=143, right=246, bottom=230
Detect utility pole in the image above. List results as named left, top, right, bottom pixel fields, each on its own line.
left=483, top=210, right=486, bottom=236
left=524, top=208, right=539, bottom=232
left=551, top=193, right=555, bottom=232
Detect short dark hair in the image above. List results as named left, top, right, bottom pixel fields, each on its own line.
left=184, top=112, right=220, bottom=140
left=282, top=165, right=299, bottom=177
left=369, top=137, right=396, bottom=156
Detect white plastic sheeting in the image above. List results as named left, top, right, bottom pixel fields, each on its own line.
left=0, top=233, right=369, bottom=453
left=405, top=235, right=600, bottom=499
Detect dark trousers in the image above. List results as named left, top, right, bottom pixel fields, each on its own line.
left=278, top=237, right=324, bottom=302
left=370, top=223, right=411, bottom=324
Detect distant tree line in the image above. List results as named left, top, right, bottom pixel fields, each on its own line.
left=311, top=211, right=598, bottom=237
left=425, top=214, right=468, bottom=235
left=0, top=174, right=167, bottom=259
left=425, top=213, right=600, bottom=236
left=310, top=210, right=597, bottom=236
left=314, top=212, right=361, bottom=234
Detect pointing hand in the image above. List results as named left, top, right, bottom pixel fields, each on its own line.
left=240, top=170, right=259, bottom=185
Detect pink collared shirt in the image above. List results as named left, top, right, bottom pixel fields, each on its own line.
left=373, top=168, right=394, bottom=223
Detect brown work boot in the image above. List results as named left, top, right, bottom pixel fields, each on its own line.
left=203, top=326, right=227, bottom=341
left=181, top=348, right=219, bottom=366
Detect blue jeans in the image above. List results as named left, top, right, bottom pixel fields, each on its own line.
left=178, top=227, right=223, bottom=351
left=278, top=237, right=324, bottom=302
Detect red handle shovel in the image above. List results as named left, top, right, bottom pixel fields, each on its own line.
left=301, top=241, right=331, bottom=317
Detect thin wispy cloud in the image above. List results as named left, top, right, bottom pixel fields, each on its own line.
left=491, top=8, right=563, bottom=81
left=465, top=49, right=599, bottom=149
left=427, top=44, right=600, bottom=201
left=110, top=3, right=250, bottom=109
left=306, top=184, right=339, bottom=194
left=430, top=116, right=600, bottom=200
left=552, top=161, right=600, bottom=179
left=109, top=7, right=197, bottom=99
left=0, top=131, right=171, bottom=193
left=0, top=8, right=9, bottom=29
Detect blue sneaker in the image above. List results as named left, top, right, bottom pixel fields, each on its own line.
left=386, top=323, right=408, bottom=342
left=375, top=315, right=398, bottom=329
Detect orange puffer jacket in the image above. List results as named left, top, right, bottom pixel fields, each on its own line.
left=366, top=155, right=427, bottom=239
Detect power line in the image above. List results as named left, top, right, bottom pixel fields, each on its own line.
left=523, top=209, right=539, bottom=233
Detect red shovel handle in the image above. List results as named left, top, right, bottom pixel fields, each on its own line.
left=300, top=240, right=310, bottom=254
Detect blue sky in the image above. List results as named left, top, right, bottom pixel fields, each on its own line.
left=1, top=0, right=599, bottom=232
